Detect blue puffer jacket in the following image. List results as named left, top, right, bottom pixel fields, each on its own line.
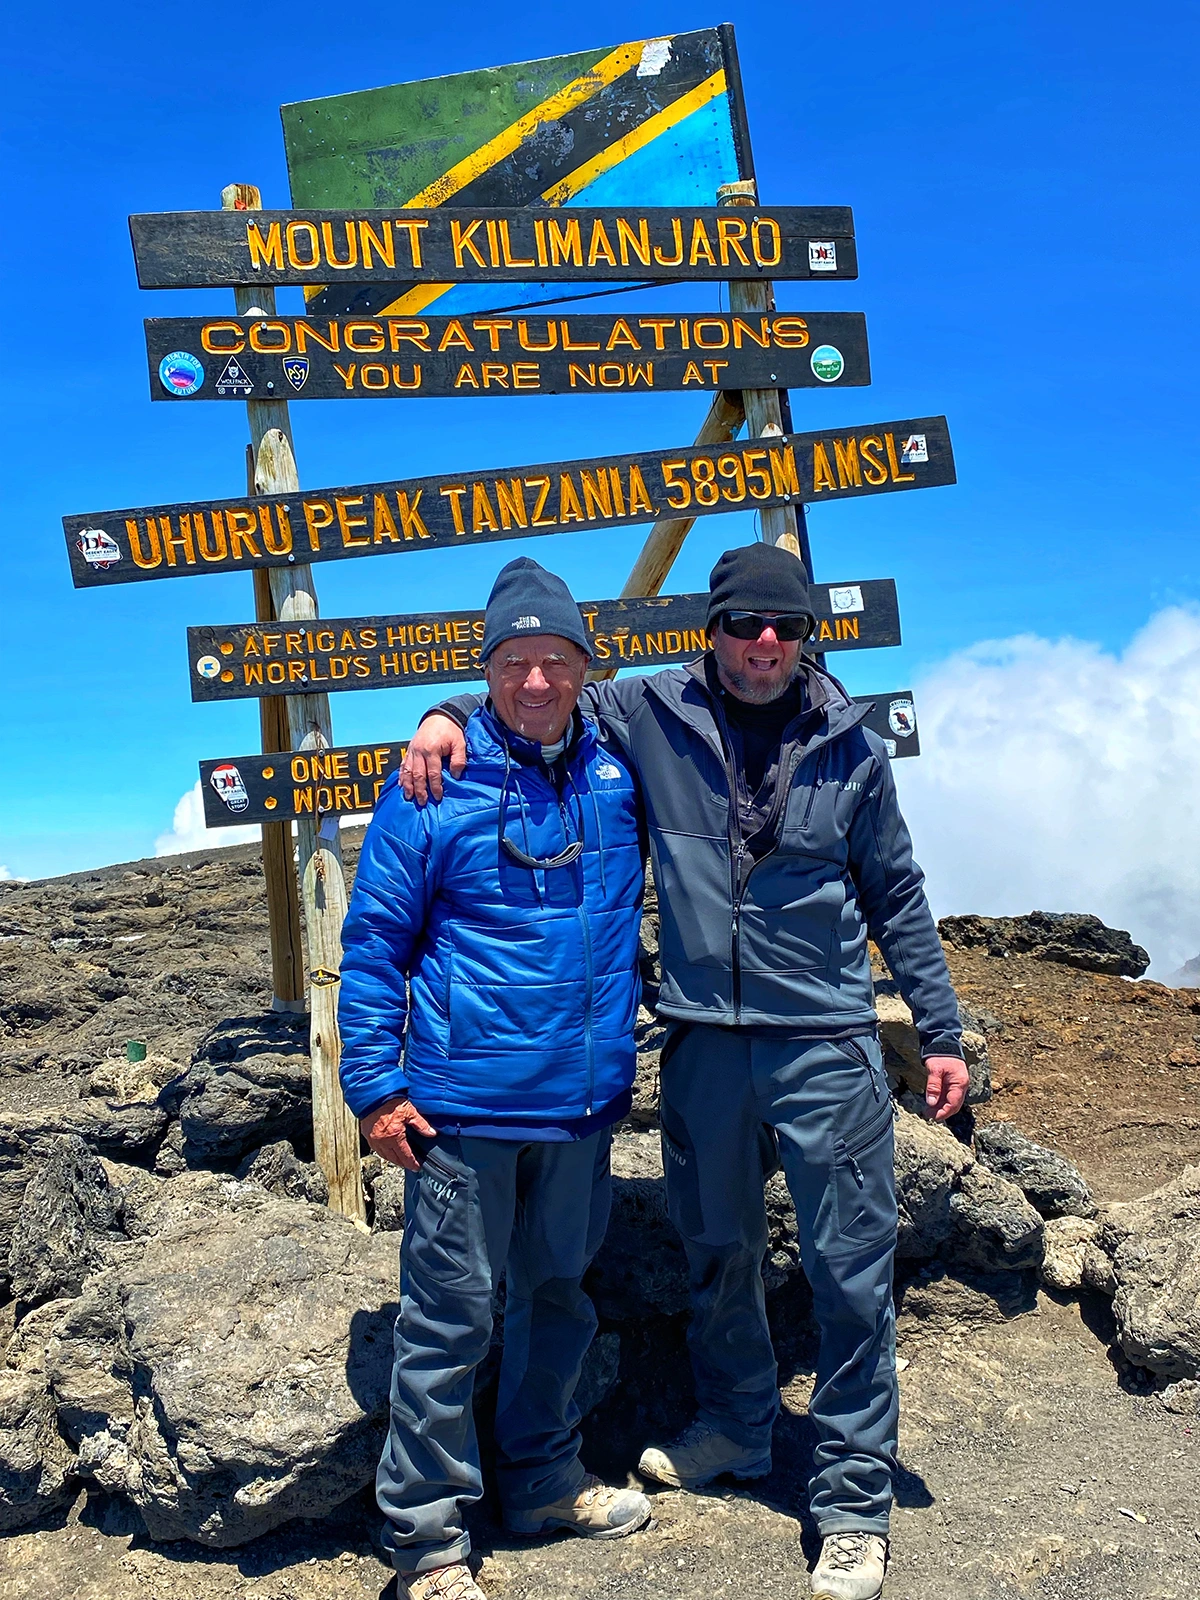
left=337, top=706, right=644, bottom=1122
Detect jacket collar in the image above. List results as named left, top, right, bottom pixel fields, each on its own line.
left=643, top=653, right=871, bottom=755
left=472, top=703, right=597, bottom=769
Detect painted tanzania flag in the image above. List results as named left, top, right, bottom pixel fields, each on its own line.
left=281, top=26, right=750, bottom=318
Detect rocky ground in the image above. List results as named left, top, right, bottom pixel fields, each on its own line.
left=0, top=842, right=1197, bottom=1599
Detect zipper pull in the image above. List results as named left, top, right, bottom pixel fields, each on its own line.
left=849, top=1157, right=865, bottom=1188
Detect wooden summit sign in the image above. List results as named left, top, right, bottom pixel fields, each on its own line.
left=64, top=419, right=953, bottom=588
left=144, top=311, right=869, bottom=402
left=186, top=584, right=900, bottom=703
left=199, top=685, right=921, bottom=831
left=130, top=206, right=857, bottom=289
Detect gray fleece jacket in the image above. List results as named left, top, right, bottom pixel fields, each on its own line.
left=434, top=658, right=962, bottom=1058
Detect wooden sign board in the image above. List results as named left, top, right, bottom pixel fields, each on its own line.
left=186, top=584, right=900, bottom=704
left=281, top=26, right=753, bottom=318
left=130, top=206, right=857, bottom=290
left=144, top=311, right=869, bottom=403
left=201, top=741, right=409, bottom=829
left=200, top=687, right=919, bottom=830
left=63, top=420, right=952, bottom=589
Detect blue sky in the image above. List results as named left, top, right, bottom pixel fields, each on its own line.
left=3, top=0, right=1197, bottom=881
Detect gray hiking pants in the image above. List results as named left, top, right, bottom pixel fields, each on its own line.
left=378, top=1129, right=612, bottom=1575
left=659, top=1024, right=899, bottom=1534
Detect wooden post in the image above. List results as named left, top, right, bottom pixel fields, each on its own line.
left=222, top=183, right=365, bottom=1222
left=585, top=391, right=744, bottom=683
left=717, top=178, right=803, bottom=558
left=247, top=447, right=305, bottom=1014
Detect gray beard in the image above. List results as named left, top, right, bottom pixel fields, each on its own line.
left=720, top=655, right=807, bottom=706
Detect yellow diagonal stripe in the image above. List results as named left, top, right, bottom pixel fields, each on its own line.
left=306, top=38, right=663, bottom=316
left=540, top=68, right=727, bottom=206
left=366, top=70, right=727, bottom=319
left=403, top=39, right=653, bottom=208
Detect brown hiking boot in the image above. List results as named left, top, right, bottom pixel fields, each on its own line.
left=505, top=1472, right=652, bottom=1539
left=400, top=1562, right=486, bottom=1600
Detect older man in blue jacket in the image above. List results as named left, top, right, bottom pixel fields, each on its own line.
left=338, top=558, right=651, bottom=1600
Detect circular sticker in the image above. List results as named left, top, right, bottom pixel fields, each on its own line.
left=810, top=344, right=845, bottom=383
left=159, top=351, right=204, bottom=396
left=196, top=655, right=221, bottom=679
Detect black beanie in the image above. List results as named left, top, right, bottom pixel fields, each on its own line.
left=706, top=542, right=813, bottom=628
left=480, top=557, right=592, bottom=662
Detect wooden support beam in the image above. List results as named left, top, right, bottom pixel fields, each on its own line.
left=585, top=390, right=744, bottom=683
left=717, top=179, right=803, bottom=558
left=223, top=182, right=365, bottom=1223
left=248, top=446, right=304, bottom=1015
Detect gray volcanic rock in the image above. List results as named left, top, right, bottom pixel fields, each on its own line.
left=7, top=1135, right=125, bottom=1306
left=893, top=1108, right=972, bottom=1260
left=974, top=1122, right=1095, bottom=1219
left=47, top=1171, right=398, bottom=1546
left=949, top=1166, right=1045, bottom=1274
left=937, top=911, right=1150, bottom=978
left=0, top=1368, right=75, bottom=1531
left=369, top=1161, right=405, bottom=1233
left=1090, top=1164, right=1200, bottom=1379
left=167, top=1014, right=313, bottom=1168
left=236, top=1139, right=329, bottom=1206
left=1040, top=1216, right=1101, bottom=1290
left=875, top=991, right=992, bottom=1106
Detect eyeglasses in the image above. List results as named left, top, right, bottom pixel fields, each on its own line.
left=720, top=611, right=814, bottom=642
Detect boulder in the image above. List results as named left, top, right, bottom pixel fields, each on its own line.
left=369, top=1161, right=405, bottom=1234
left=874, top=991, right=991, bottom=1106
left=973, top=1122, right=1095, bottom=1219
left=236, top=1140, right=328, bottom=1206
left=7, top=1135, right=125, bottom=1307
left=893, top=1108, right=972, bottom=1260
left=1089, top=1165, right=1200, bottom=1379
left=589, top=1133, right=689, bottom=1320
left=896, top=1266, right=1038, bottom=1344
left=0, top=1099, right=167, bottom=1163
left=46, top=1171, right=399, bottom=1546
left=0, top=1368, right=75, bottom=1531
left=948, top=1165, right=1044, bottom=1274
left=1040, top=1216, right=1100, bottom=1290
left=1160, top=1378, right=1200, bottom=1415
left=167, top=1014, right=313, bottom=1169
left=937, top=911, right=1149, bottom=978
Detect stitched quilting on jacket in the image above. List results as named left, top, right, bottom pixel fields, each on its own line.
left=337, top=707, right=644, bottom=1121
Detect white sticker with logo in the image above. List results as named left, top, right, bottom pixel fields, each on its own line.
left=888, top=698, right=917, bottom=738
left=196, top=655, right=222, bottom=679
left=900, top=433, right=928, bottom=464
left=808, top=240, right=837, bottom=272
left=883, top=738, right=898, bottom=758
left=77, top=528, right=121, bottom=570
left=828, top=585, right=863, bottom=614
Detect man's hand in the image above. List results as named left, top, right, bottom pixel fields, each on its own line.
left=360, top=1097, right=437, bottom=1171
left=400, top=716, right=468, bottom=805
left=924, top=1056, right=970, bottom=1121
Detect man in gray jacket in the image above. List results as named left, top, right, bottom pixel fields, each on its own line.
left=404, top=542, right=968, bottom=1600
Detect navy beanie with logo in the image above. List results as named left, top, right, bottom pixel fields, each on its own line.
left=480, top=557, right=592, bottom=663
left=706, top=541, right=813, bottom=628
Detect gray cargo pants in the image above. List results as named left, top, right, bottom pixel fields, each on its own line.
left=659, top=1024, right=898, bottom=1534
left=378, top=1129, right=612, bottom=1574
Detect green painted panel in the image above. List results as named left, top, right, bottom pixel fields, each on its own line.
left=282, top=45, right=613, bottom=208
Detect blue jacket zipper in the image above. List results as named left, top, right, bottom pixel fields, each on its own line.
left=557, top=774, right=596, bottom=1115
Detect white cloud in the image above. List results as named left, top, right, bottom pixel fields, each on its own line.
left=155, top=781, right=259, bottom=857
left=895, top=606, right=1200, bottom=978
left=0, top=866, right=20, bottom=882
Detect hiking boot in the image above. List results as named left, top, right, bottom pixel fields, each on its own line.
left=400, top=1563, right=486, bottom=1600
left=637, top=1419, right=771, bottom=1490
left=810, top=1532, right=888, bottom=1600
left=505, top=1473, right=651, bottom=1540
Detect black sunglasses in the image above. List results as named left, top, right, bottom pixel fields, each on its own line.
left=720, top=610, right=814, bottom=642
left=497, top=747, right=585, bottom=871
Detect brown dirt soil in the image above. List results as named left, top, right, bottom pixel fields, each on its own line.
left=950, top=951, right=1200, bottom=1202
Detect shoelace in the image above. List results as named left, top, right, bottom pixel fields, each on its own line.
left=577, top=1473, right=617, bottom=1507
left=674, top=1420, right=718, bottom=1448
left=418, top=1565, right=479, bottom=1600
left=823, top=1533, right=875, bottom=1572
